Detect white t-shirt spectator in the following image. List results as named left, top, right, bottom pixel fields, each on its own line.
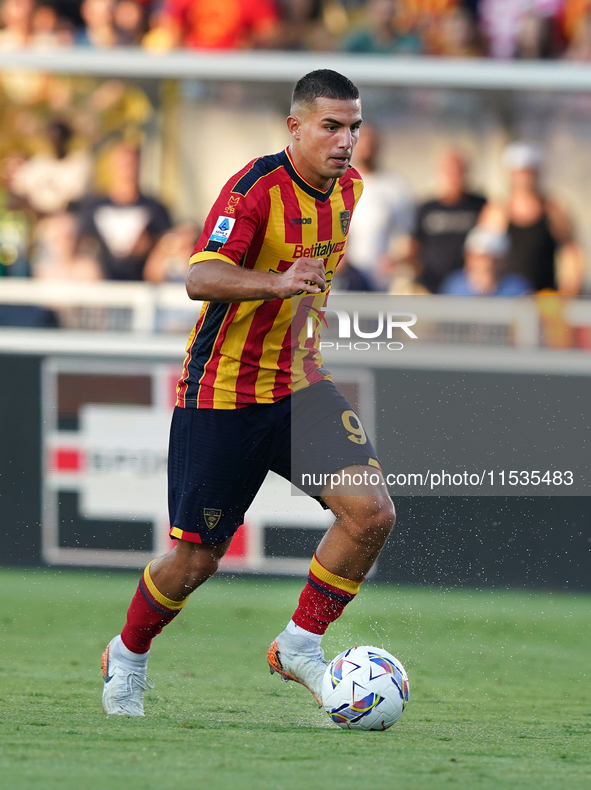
left=345, top=171, right=414, bottom=277
left=13, top=151, right=92, bottom=215
left=76, top=194, right=172, bottom=280
left=479, top=0, right=562, bottom=58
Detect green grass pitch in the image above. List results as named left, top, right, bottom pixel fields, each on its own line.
left=0, top=568, right=589, bottom=790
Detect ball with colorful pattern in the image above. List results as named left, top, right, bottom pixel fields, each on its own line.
left=321, top=646, right=409, bottom=730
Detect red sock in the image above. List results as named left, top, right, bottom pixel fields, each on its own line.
left=292, top=553, right=364, bottom=635
left=120, top=562, right=187, bottom=654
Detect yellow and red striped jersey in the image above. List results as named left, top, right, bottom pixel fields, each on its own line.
left=176, top=147, right=363, bottom=409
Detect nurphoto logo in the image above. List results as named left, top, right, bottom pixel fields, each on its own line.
left=305, top=307, right=418, bottom=351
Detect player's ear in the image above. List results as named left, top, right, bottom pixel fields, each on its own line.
left=287, top=115, right=301, bottom=140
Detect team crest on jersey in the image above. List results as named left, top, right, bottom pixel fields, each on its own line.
left=209, top=216, right=235, bottom=245
left=340, top=210, right=351, bottom=236
left=203, top=508, right=222, bottom=530
left=225, top=195, right=240, bottom=214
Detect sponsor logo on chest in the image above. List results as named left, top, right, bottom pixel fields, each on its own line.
left=293, top=240, right=346, bottom=259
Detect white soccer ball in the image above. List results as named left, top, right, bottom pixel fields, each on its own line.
left=321, top=646, right=409, bottom=730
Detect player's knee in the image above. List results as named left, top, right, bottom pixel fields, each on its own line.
left=174, top=541, right=224, bottom=589
left=369, top=498, right=396, bottom=537
left=187, top=551, right=220, bottom=583
left=350, top=497, right=396, bottom=544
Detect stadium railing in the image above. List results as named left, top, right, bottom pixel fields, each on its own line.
left=0, top=279, right=202, bottom=333
left=2, top=280, right=591, bottom=349
left=2, top=49, right=591, bottom=92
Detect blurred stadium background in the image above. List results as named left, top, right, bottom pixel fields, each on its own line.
left=0, top=0, right=590, bottom=592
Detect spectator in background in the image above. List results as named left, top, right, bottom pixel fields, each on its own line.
left=562, top=0, right=591, bottom=57
left=410, top=0, right=482, bottom=57
left=29, top=3, right=76, bottom=47
left=432, top=6, right=484, bottom=56
left=412, top=149, right=486, bottom=293
left=31, top=4, right=62, bottom=47
left=514, top=10, right=561, bottom=58
left=347, top=124, right=414, bottom=290
left=274, top=0, right=328, bottom=51
left=479, top=0, right=563, bottom=59
left=76, top=142, right=172, bottom=280
left=0, top=153, right=34, bottom=277
left=77, top=0, right=116, bottom=47
left=12, top=120, right=92, bottom=216
left=345, top=0, right=423, bottom=54
left=479, top=142, right=584, bottom=294
left=441, top=225, right=532, bottom=295
left=114, top=0, right=147, bottom=45
left=330, top=258, right=377, bottom=292
left=153, top=0, right=280, bottom=50
left=32, top=212, right=102, bottom=280
left=565, top=11, right=591, bottom=59
left=143, top=221, right=200, bottom=282
left=0, top=0, right=34, bottom=49
left=141, top=5, right=170, bottom=50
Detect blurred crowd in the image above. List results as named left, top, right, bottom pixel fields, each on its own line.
left=0, top=106, right=583, bottom=297
left=0, top=128, right=198, bottom=284
left=0, top=6, right=584, bottom=299
left=4, top=0, right=591, bottom=60
left=339, top=133, right=583, bottom=297
left=0, top=63, right=204, bottom=287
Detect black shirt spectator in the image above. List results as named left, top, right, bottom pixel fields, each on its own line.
left=414, top=193, right=486, bottom=293
left=331, top=259, right=377, bottom=292
left=412, top=150, right=485, bottom=294
left=479, top=142, right=583, bottom=295
left=76, top=143, right=172, bottom=281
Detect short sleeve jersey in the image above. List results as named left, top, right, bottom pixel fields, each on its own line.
left=176, top=148, right=363, bottom=410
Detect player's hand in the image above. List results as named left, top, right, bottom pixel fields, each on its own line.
left=275, top=257, right=326, bottom=298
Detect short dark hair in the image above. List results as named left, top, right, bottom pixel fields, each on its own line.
left=292, top=70, right=359, bottom=109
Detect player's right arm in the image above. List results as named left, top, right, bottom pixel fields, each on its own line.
left=185, top=164, right=325, bottom=303
left=186, top=256, right=326, bottom=302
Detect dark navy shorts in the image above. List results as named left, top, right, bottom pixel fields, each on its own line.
left=168, top=379, right=380, bottom=545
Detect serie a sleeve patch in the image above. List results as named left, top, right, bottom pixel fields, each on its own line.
left=209, top=216, right=236, bottom=245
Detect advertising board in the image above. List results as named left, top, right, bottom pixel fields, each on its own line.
left=41, top=357, right=372, bottom=574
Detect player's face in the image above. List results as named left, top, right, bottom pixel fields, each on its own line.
left=288, top=98, right=362, bottom=189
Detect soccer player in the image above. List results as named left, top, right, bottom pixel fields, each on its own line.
left=102, top=69, right=396, bottom=716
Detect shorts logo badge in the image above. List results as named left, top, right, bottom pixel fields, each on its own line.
left=340, top=210, right=351, bottom=236
left=203, top=508, right=222, bottom=530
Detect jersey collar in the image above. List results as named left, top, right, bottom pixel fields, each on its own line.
left=281, top=148, right=336, bottom=203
